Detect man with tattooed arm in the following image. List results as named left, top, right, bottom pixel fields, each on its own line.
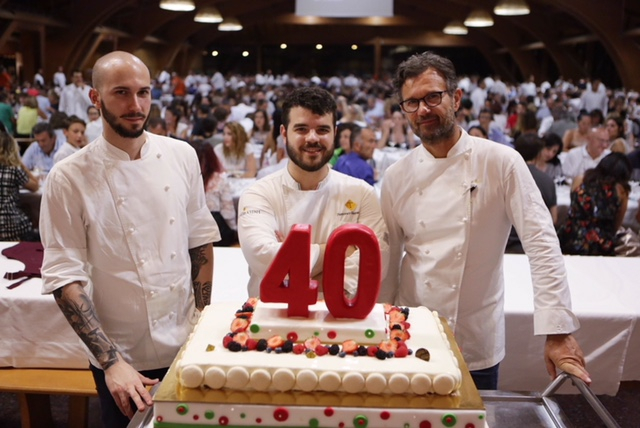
left=40, top=51, right=220, bottom=428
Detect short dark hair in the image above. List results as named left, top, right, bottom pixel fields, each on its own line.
left=514, top=133, right=543, bottom=162
left=393, top=51, right=458, bottom=96
left=66, top=115, right=86, bottom=129
left=32, top=122, right=55, bottom=137
left=281, top=87, right=337, bottom=128
left=147, top=117, right=167, bottom=131
left=584, top=152, right=631, bottom=191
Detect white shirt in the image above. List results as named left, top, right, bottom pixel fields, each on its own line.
left=562, top=145, right=611, bottom=179
left=380, top=130, right=579, bottom=371
left=53, top=71, right=66, bottom=88
left=40, top=133, right=220, bottom=371
left=58, top=84, right=92, bottom=121
left=238, top=167, right=389, bottom=299
left=214, top=142, right=254, bottom=176
left=52, top=142, right=78, bottom=164
left=85, top=119, right=103, bottom=143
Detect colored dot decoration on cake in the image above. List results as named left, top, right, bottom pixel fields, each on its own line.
left=327, top=330, right=337, bottom=339
left=205, top=344, right=215, bottom=351
left=274, top=407, right=289, bottom=421
left=256, top=418, right=263, bottom=424
left=419, top=421, right=432, bottom=428
left=250, top=324, right=260, bottom=333
left=204, top=410, right=215, bottom=420
left=465, top=424, right=476, bottom=428
left=442, top=414, right=457, bottom=427
left=193, top=414, right=199, bottom=420
left=287, top=331, right=298, bottom=342
left=365, top=329, right=375, bottom=338
left=380, top=411, right=391, bottom=420
left=218, top=415, right=229, bottom=425
left=309, top=418, right=320, bottom=427
left=353, top=415, right=368, bottom=427
left=240, top=413, right=246, bottom=419
left=176, top=404, right=189, bottom=415
left=156, top=416, right=163, bottom=423
left=324, top=407, right=335, bottom=417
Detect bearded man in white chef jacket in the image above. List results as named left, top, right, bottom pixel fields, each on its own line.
left=238, top=86, right=389, bottom=299
left=380, top=51, right=590, bottom=390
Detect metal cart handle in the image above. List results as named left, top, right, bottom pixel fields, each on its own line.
left=542, top=372, right=621, bottom=428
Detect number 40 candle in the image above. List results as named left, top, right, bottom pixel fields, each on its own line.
left=260, top=224, right=381, bottom=319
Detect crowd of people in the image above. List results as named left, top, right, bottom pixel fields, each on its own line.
left=1, top=58, right=640, bottom=251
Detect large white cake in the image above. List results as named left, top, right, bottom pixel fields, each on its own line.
left=152, top=301, right=486, bottom=427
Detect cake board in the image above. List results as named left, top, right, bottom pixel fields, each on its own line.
left=146, top=315, right=486, bottom=428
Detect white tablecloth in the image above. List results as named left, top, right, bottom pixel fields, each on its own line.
left=1, top=243, right=638, bottom=395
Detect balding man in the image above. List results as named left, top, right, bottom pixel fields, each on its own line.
left=40, top=51, right=220, bottom=428
left=333, top=126, right=377, bottom=185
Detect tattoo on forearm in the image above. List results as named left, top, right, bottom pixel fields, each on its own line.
left=189, top=244, right=212, bottom=309
left=193, top=280, right=212, bottom=310
left=53, top=287, right=119, bottom=370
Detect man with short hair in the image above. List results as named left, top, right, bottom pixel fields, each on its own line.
left=562, top=126, right=611, bottom=179
left=21, top=122, right=62, bottom=173
left=380, top=51, right=590, bottom=391
left=238, top=86, right=389, bottom=299
left=58, top=70, right=93, bottom=121
left=333, top=126, right=377, bottom=185
left=40, top=51, right=219, bottom=428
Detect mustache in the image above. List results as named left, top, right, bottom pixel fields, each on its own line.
left=303, top=143, right=324, bottom=149
left=120, top=113, right=147, bottom=119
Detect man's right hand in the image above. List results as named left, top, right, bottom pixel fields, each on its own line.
left=104, top=359, right=159, bottom=418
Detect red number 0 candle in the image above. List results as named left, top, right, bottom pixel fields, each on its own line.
left=323, top=224, right=381, bottom=319
left=260, top=224, right=318, bottom=317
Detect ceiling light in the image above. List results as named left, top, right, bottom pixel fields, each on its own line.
left=280, top=43, right=287, bottom=49
left=218, top=17, right=242, bottom=31
left=316, top=44, right=323, bottom=50
left=194, top=6, right=223, bottom=23
left=464, top=9, right=494, bottom=27
left=159, top=0, right=195, bottom=12
left=443, top=20, right=468, bottom=35
left=494, top=0, right=530, bottom=16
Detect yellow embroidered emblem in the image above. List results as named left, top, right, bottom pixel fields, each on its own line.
left=345, top=200, right=357, bottom=211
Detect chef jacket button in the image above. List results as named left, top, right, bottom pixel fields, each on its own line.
left=456, top=252, right=462, bottom=258
left=419, top=220, right=425, bottom=227
left=465, top=153, right=470, bottom=159
left=149, top=290, right=155, bottom=298
left=153, top=320, right=158, bottom=326
left=169, top=312, right=175, bottom=319
left=424, top=280, right=430, bottom=286
left=128, top=227, right=135, bottom=234
left=170, top=283, right=176, bottom=290
left=462, top=217, right=468, bottom=223
left=118, top=197, right=126, bottom=204
left=462, top=182, right=467, bottom=188
left=418, top=190, right=423, bottom=196
left=157, top=153, right=162, bottom=158
left=164, top=185, right=170, bottom=191
left=419, top=158, right=424, bottom=163
left=424, top=249, right=430, bottom=254
left=451, top=284, right=457, bottom=289
left=139, top=259, right=146, bottom=265
left=171, top=252, right=176, bottom=259
left=169, top=217, right=175, bottom=224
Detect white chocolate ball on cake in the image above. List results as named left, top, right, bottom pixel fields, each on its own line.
left=410, top=373, right=432, bottom=394
left=388, top=373, right=410, bottom=394
left=272, top=368, right=296, bottom=391
left=365, top=373, right=387, bottom=394
left=204, top=366, right=226, bottom=389
left=342, top=372, right=365, bottom=393
left=296, top=369, right=318, bottom=392
left=180, top=365, right=204, bottom=388
left=318, top=371, right=341, bottom=392
left=433, top=373, right=456, bottom=395
left=225, top=367, right=249, bottom=389
left=249, top=369, right=271, bottom=391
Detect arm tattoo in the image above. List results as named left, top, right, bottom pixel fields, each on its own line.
left=53, top=286, right=119, bottom=370
left=189, top=244, right=212, bottom=310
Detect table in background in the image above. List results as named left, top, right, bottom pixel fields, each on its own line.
left=1, top=243, right=638, bottom=395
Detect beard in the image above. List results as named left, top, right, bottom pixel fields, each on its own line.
left=100, top=101, right=149, bottom=139
left=410, top=105, right=458, bottom=146
left=286, top=142, right=333, bottom=172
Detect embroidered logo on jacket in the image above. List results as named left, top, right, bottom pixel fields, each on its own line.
left=337, top=199, right=360, bottom=216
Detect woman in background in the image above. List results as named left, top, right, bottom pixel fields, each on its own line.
left=195, top=142, right=237, bottom=246
left=214, top=121, right=257, bottom=178
left=329, top=122, right=356, bottom=166
left=538, top=133, right=564, bottom=179
left=558, top=152, right=631, bottom=255
left=378, top=108, right=416, bottom=149
left=0, top=127, right=39, bottom=241
left=605, top=113, right=629, bottom=153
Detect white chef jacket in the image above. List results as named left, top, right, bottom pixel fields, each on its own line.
left=380, top=129, right=579, bottom=371
left=238, top=167, right=389, bottom=299
left=40, top=133, right=220, bottom=371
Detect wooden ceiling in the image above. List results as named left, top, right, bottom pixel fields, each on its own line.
left=2, top=0, right=640, bottom=88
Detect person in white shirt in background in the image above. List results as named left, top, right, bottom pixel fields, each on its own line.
left=84, top=105, right=103, bottom=143
left=562, top=126, right=612, bottom=179
left=53, top=66, right=66, bottom=94
left=381, top=51, right=590, bottom=391
left=53, top=115, right=87, bottom=164
left=58, top=70, right=92, bottom=122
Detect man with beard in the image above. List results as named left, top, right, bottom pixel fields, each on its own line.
left=39, top=51, right=220, bottom=428
left=238, top=86, right=388, bottom=298
left=380, top=51, right=590, bottom=390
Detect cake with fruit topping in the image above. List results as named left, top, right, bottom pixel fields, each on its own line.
left=152, top=300, right=486, bottom=428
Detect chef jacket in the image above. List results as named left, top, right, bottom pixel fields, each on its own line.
left=238, top=167, right=389, bottom=299
left=40, top=133, right=220, bottom=371
left=380, top=129, right=579, bottom=371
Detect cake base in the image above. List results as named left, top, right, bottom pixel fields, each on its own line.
left=153, top=310, right=485, bottom=427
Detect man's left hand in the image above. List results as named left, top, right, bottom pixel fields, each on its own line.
left=544, top=334, right=591, bottom=385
